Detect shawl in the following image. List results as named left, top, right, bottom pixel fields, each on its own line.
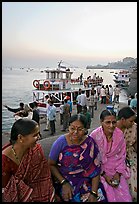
left=90, top=127, right=132, bottom=202
left=2, top=143, right=54, bottom=202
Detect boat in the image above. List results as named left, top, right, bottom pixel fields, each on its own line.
left=113, top=70, right=131, bottom=87
left=32, top=62, right=103, bottom=114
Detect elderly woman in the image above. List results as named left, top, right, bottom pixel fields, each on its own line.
left=2, top=119, right=54, bottom=202
left=90, top=109, right=132, bottom=202
left=117, top=106, right=137, bottom=202
left=48, top=114, right=107, bottom=202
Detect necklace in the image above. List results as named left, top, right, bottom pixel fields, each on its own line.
left=70, top=135, right=85, bottom=145
left=12, top=145, right=20, bottom=163
left=70, top=136, right=74, bottom=145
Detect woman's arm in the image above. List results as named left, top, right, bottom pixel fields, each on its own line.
left=87, top=175, right=100, bottom=202
left=48, top=158, right=73, bottom=201
left=48, top=159, right=65, bottom=183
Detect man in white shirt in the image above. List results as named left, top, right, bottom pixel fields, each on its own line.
left=100, top=85, right=106, bottom=104
left=80, top=90, right=88, bottom=108
left=47, top=100, right=56, bottom=135
left=113, top=85, right=120, bottom=103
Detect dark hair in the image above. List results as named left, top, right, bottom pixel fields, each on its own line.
left=69, top=114, right=87, bottom=128
left=100, top=110, right=116, bottom=121
left=29, top=101, right=38, bottom=109
left=29, top=102, right=34, bottom=109
left=64, top=99, right=67, bottom=103
left=19, top=102, right=24, bottom=108
left=10, top=118, right=38, bottom=144
left=117, top=106, right=136, bottom=120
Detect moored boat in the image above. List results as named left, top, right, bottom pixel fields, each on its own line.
left=32, top=64, right=103, bottom=114
left=113, top=70, right=131, bottom=87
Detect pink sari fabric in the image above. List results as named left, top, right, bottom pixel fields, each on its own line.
left=3, top=143, right=54, bottom=202
left=90, top=127, right=132, bottom=202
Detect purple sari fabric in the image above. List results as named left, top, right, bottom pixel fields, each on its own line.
left=57, top=136, right=102, bottom=201
left=90, top=126, right=132, bottom=202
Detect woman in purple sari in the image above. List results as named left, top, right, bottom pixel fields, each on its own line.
left=90, top=109, right=132, bottom=202
left=48, top=114, right=107, bottom=202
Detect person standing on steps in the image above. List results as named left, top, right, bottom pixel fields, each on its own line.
left=61, top=99, right=70, bottom=132
left=47, top=100, right=56, bottom=136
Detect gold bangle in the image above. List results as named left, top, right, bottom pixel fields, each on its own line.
left=60, top=179, right=66, bottom=184
left=90, top=190, right=98, bottom=198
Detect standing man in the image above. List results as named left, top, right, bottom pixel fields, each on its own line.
left=29, top=101, right=40, bottom=124
left=44, top=95, right=50, bottom=131
left=67, top=97, right=72, bottom=117
left=87, top=91, right=95, bottom=118
left=113, top=85, right=120, bottom=103
left=80, top=90, right=88, bottom=110
left=109, top=84, right=114, bottom=104
left=62, top=99, right=70, bottom=131
left=76, top=88, right=82, bottom=114
left=47, top=100, right=56, bottom=136
left=100, top=85, right=106, bottom=104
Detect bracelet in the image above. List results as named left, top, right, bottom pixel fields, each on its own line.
left=90, top=190, right=98, bottom=198
left=60, top=179, right=68, bottom=185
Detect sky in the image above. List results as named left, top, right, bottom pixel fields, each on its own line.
left=2, top=2, right=137, bottom=68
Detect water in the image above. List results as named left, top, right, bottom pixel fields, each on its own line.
left=2, top=67, right=128, bottom=133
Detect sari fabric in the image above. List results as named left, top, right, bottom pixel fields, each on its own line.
left=124, top=123, right=137, bottom=201
left=90, top=126, right=132, bottom=202
left=2, top=143, right=54, bottom=202
left=55, top=136, right=106, bottom=202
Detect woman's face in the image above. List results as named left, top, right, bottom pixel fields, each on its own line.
left=21, top=125, right=40, bottom=148
left=69, top=120, right=85, bottom=142
left=123, top=115, right=136, bottom=129
left=101, top=115, right=117, bottom=136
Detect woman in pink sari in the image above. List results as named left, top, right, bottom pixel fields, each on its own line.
left=2, top=118, right=54, bottom=202
left=90, top=109, right=132, bottom=202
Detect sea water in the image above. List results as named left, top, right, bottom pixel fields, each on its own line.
left=2, top=67, right=128, bottom=133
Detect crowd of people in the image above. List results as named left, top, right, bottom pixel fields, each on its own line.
left=2, top=86, right=137, bottom=202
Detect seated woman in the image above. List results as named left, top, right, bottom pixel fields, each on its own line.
left=2, top=118, right=54, bottom=202
left=117, top=106, right=137, bottom=202
left=90, top=109, right=132, bottom=202
left=48, top=114, right=107, bottom=202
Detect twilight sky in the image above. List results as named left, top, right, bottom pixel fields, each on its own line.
left=2, top=2, right=137, bottom=68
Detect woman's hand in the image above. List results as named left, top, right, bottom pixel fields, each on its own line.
left=87, top=193, right=97, bottom=202
left=104, top=174, right=112, bottom=186
left=111, top=172, right=121, bottom=188
left=62, top=182, right=73, bottom=201
left=104, top=172, right=120, bottom=188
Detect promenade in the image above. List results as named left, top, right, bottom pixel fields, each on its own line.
left=40, top=101, right=127, bottom=138
left=38, top=101, right=127, bottom=158
left=2, top=100, right=128, bottom=158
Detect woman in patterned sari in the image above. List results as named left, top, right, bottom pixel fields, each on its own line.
left=48, top=114, right=107, bottom=202
left=2, top=118, right=54, bottom=202
left=117, top=106, right=137, bottom=202
left=90, top=109, right=132, bottom=202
